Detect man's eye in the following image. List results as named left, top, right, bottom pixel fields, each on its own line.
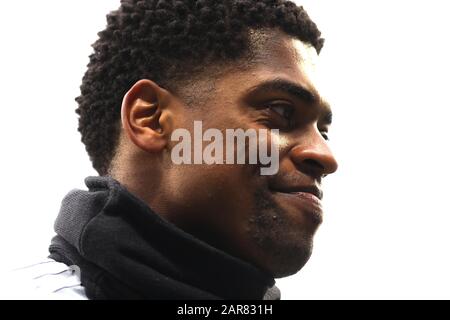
left=321, top=132, right=330, bottom=141
left=269, top=103, right=294, bottom=120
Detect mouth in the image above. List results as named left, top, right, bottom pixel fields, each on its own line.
left=273, top=185, right=323, bottom=201
left=270, top=185, right=324, bottom=224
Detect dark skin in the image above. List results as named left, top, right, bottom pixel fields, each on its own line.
left=112, top=30, right=338, bottom=278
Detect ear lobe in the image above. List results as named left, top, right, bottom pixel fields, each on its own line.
left=121, top=80, right=170, bottom=153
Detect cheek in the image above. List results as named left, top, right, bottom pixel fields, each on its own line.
left=177, top=164, right=252, bottom=206
left=168, top=163, right=260, bottom=230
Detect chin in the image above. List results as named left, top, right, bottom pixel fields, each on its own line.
left=247, top=217, right=315, bottom=278
left=247, top=188, right=318, bottom=278
left=262, top=240, right=314, bottom=278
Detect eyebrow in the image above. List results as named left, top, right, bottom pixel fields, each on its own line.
left=246, top=78, right=333, bottom=124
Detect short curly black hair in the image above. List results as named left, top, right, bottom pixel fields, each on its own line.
left=75, top=0, right=324, bottom=175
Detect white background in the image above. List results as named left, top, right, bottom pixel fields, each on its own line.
left=0, top=0, right=449, bottom=299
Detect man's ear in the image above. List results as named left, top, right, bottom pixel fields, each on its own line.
left=121, top=79, right=172, bottom=153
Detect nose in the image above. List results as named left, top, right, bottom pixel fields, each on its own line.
left=289, top=132, right=338, bottom=179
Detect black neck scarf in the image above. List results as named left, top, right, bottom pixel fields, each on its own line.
left=48, top=176, right=279, bottom=300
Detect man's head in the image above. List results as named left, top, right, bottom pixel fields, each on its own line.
left=76, top=0, right=338, bottom=278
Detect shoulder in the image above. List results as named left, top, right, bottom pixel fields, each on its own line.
left=0, top=258, right=88, bottom=300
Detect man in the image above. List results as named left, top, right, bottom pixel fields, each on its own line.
left=13, top=0, right=338, bottom=299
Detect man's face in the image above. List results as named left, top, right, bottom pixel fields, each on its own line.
left=158, top=32, right=338, bottom=278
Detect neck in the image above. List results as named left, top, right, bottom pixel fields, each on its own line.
left=49, top=176, right=277, bottom=299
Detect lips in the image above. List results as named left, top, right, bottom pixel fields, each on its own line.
left=272, top=185, right=323, bottom=200
left=270, top=184, right=324, bottom=224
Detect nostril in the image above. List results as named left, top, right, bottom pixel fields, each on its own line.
left=289, top=146, right=337, bottom=177
left=303, top=159, right=324, bottom=171
left=293, top=159, right=325, bottom=179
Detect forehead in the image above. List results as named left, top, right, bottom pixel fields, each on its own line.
left=209, top=30, right=330, bottom=110
left=248, top=31, right=322, bottom=97
left=250, top=30, right=319, bottom=67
